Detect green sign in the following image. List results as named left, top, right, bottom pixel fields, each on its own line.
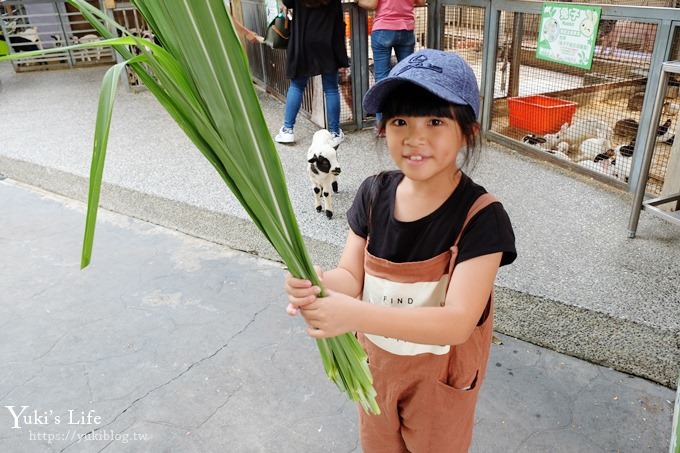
left=536, top=3, right=602, bottom=70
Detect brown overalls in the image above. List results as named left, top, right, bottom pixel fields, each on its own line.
left=357, top=193, right=497, bottom=453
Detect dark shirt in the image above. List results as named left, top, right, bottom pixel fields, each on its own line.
left=282, top=0, right=350, bottom=79
left=347, top=171, right=517, bottom=266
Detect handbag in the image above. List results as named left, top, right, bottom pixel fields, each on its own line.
left=264, top=12, right=290, bottom=49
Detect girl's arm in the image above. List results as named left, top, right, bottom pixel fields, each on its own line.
left=319, top=230, right=366, bottom=296
left=292, top=252, right=502, bottom=345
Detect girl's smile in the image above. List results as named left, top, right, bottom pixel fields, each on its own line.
left=405, top=154, right=426, bottom=163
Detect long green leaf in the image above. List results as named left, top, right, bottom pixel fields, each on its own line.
left=4, top=0, right=380, bottom=414
left=81, top=60, right=128, bottom=268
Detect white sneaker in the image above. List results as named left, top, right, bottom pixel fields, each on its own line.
left=330, top=129, right=345, bottom=147
left=275, top=127, right=295, bottom=144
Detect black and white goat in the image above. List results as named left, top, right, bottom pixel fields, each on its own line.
left=307, top=130, right=341, bottom=219
left=613, top=140, right=635, bottom=183
left=522, top=134, right=546, bottom=147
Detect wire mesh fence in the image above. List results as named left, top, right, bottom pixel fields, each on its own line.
left=484, top=10, right=677, bottom=197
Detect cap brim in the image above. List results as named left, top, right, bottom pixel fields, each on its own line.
left=362, top=77, right=472, bottom=116
left=363, top=78, right=410, bottom=114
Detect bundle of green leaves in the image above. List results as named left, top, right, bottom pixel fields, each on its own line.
left=0, top=0, right=378, bottom=415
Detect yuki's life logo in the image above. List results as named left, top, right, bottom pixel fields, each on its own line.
left=4, top=406, right=102, bottom=429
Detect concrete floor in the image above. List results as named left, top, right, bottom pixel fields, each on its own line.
left=0, top=61, right=678, bottom=387
left=0, top=178, right=675, bottom=452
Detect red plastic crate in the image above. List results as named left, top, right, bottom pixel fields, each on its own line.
left=507, top=95, right=578, bottom=135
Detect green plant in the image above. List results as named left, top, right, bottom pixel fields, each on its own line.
left=0, top=0, right=379, bottom=414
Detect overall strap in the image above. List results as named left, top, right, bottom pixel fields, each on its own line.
left=449, top=192, right=499, bottom=326
left=448, top=192, right=499, bottom=276
left=452, top=192, right=498, bottom=248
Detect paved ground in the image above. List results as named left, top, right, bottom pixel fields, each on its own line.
left=1, top=58, right=679, bottom=452
left=0, top=178, right=676, bottom=452
left=1, top=61, right=679, bottom=390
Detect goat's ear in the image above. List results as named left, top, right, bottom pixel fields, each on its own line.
left=307, top=154, right=317, bottom=163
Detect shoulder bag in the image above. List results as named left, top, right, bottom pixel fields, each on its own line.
left=264, top=11, right=291, bottom=49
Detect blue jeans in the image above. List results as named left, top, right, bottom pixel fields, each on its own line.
left=371, top=29, right=416, bottom=120
left=371, top=29, right=417, bottom=82
left=283, top=71, right=341, bottom=134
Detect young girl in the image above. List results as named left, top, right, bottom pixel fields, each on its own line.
left=285, top=49, right=516, bottom=452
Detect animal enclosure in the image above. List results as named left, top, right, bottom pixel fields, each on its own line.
left=485, top=8, right=678, bottom=197
left=0, top=0, right=114, bottom=71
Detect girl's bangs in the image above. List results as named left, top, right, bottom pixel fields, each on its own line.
left=380, top=84, right=455, bottom=119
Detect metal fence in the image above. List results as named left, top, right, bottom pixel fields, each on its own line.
left=485, top=5, right=670, bottom=198
left=4, top=0, right=680, bottom=203
left=198, top=0, right=679, bottom=204
left=0, top=0, right=115, bottom=71
left=238, top=0, right=680, bottom=202
left=480, top=1, right=680, bottom=200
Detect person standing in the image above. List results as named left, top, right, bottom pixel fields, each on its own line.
left=359, top=0, right=426, bottom=130
left=284, top=49, right=516, bottom=451
left=274, top=0, right=349, bottom=146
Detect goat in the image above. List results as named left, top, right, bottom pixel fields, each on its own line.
left=522, top=134, right=546, bottom=147
left=614, top=118, right=638, bottom=137
left=307, top=130, right=341, bottom=219
left=577, top=128, right=613, bottom=162
left=71, top=34, right=102, bottom=62
left=655, top=118, right=674, bottom=143
left=8, top=27, right=44, bottom=66
left=543, top=119, right=613, bottom=155
left=613, top=141, right=635, bottom=183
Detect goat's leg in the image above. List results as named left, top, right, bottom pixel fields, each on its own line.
left=313, top=186, right=323, bottom=212
left=331, top=174, right=338, bottom=193
left=322, top=183, right=333, bottom=219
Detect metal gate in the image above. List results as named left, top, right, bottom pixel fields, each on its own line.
left=0, top=0, right=115, bottom=71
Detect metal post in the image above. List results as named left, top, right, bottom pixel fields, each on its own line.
left=628, top=19, right=672, bottom=194
left=348, top=2, right=369, bottom=130
left=508, top=11, right=522, bottom=98
left=427, top=0, right=440, bottom=50
left=627, top=62, right=672, bottom=237
left=480, top=2, right=499, bottom=133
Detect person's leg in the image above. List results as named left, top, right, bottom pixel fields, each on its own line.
left=321, top=71, right=341, bottom=135
left=283, top=76, right=308, bottom=129
left=371, top=29, right=395, bottom=83
left=371, top=29, right=398, bottom=127
left=276, top=76, right=308, bottom=143
left=393, top=30, right=416, bottom=62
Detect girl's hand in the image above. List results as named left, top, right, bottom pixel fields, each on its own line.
left=284, top=267, right=323, bottom=316
left=297, top=289, right=360, bottom=339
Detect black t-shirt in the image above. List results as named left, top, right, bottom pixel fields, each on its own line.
left=347, top=171, right=517, bottom=266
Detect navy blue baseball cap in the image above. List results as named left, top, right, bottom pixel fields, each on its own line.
left=363, top=49, right=480, bottom=119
